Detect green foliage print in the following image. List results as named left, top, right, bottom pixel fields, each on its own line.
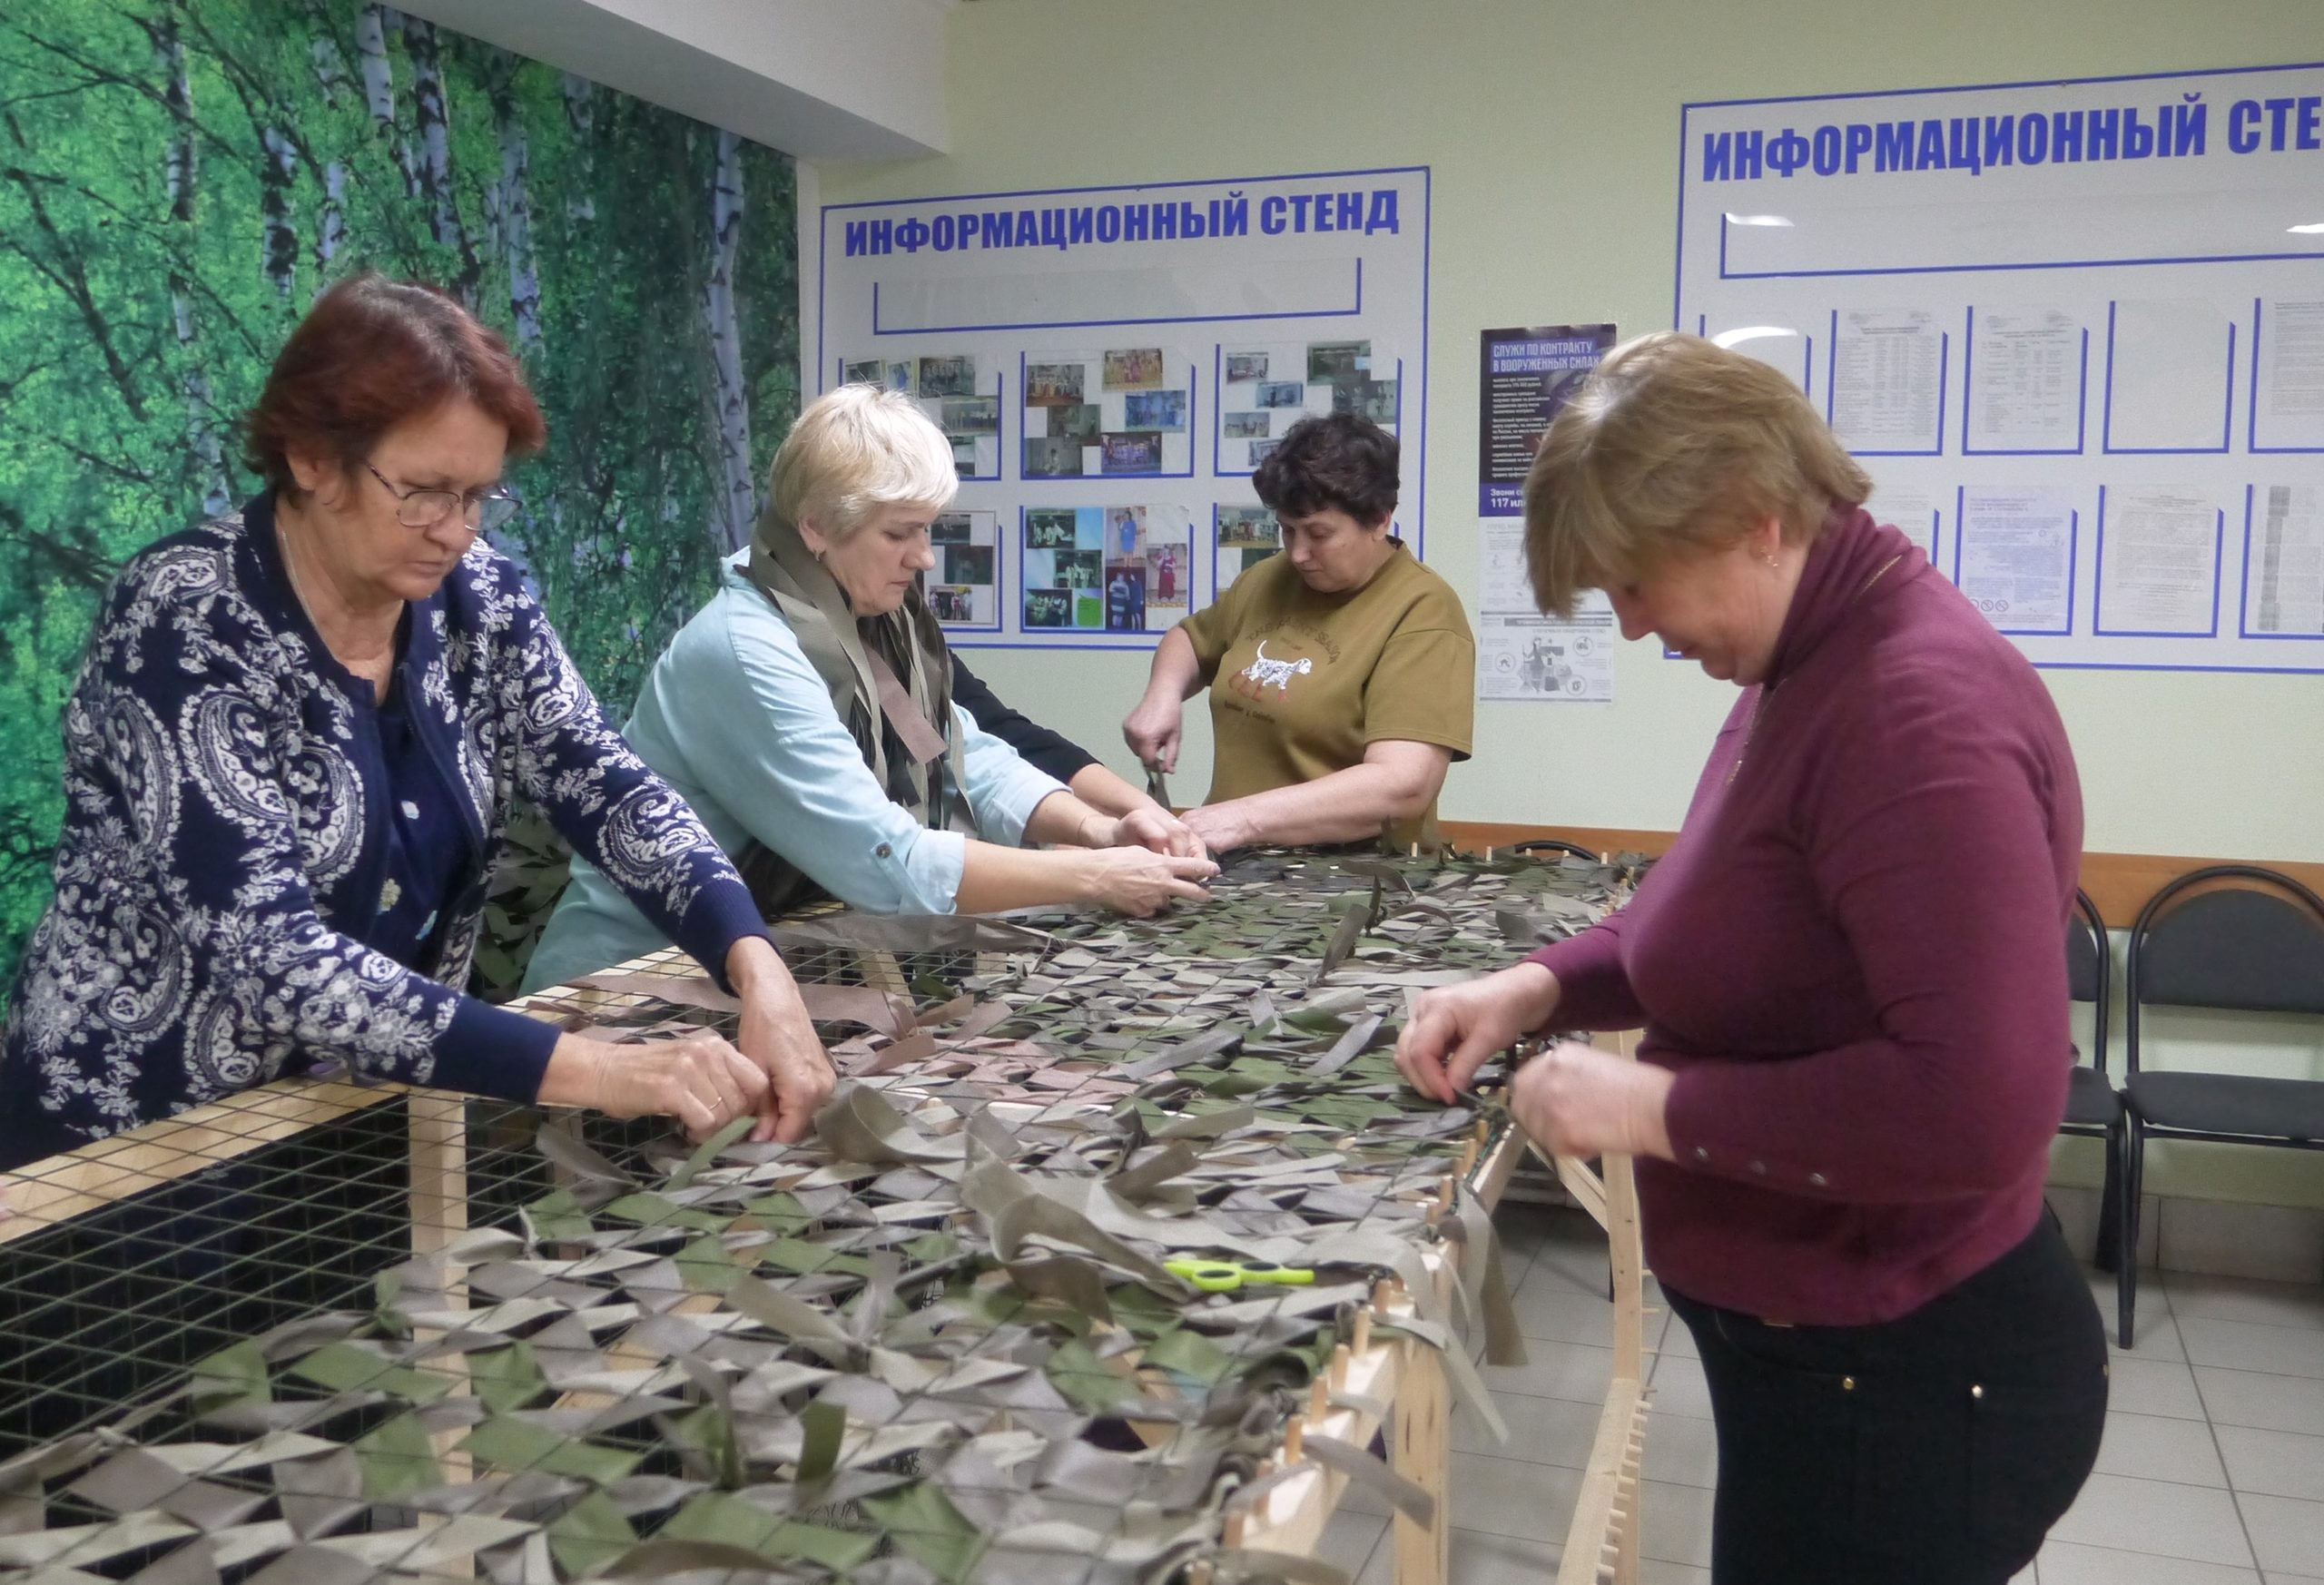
left=0, top=0, right=801, bottom=995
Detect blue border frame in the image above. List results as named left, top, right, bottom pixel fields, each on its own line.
left=873, top=261, right=1362, bottom=337
left=1673, top=60, right=2324, bottom=324
left=1824, top=308, right=1947, bottom=456
left=2250, top=297, right=2324, bottom=455
left=818, top=163, right=1431, bottom=585
left=2101, top=302, right=2236, bottom=455
left=1953, top=485, right=2078, bottom=636
left=2091, top=487, right=2224, bottom=638
left=1961, top=307, right=2090, bottom=456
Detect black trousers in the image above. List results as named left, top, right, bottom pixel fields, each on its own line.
left=1666, top=1214, right=2107, bottom=1585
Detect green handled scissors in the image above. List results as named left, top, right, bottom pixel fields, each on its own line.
left=1166, top=1256, right=1316, bottom=1294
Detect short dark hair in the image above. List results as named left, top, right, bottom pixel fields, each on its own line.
left=242, top=272, right=547, bottom=495
left=1251, top=412, right=1398, bottom=524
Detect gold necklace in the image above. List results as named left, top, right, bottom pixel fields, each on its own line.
left=1727, top=551, right=1905, bottom=785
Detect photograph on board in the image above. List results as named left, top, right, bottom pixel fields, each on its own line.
left=1307, top=340, right=1371, bottom=382
left=1026, top=508, right=1078, bottom=548
left=1104, top=565, right=1147, bottom=631
left=1048, top=403, right=1102, bottom=442
left=1024, top=437, right=1084, bottom=477
left=1147, top=542, right=1186, bottom=610
left=1224, top=411, right=1269, bottom=439
left=930, top=586, right=977, bottom=624
left=1100, top=431, right=1163, bottom=474
left=1225, top=350, right=1269, bottom=383
left=1103, top=347, right=1165, bottom=389
left=1246, top=438, right=1280, bottom=467
left=1123, top=389, right=1187, bottom=430
left=931, top=513, right=975, bottom=546
left=1024, top=589, right=1073, bottom=629
left=1108, top=505, right=1147, bottom=558
left=1333, top=378, right=1398, bottom=425
left=919, top=354, right=980, bottom=398
left=950, top=436, right=980, bottom=474
left=1055, top=548, right=1102, bottom=589
left=941, top=396, right=1000, bottom=435
left=1256, top=381, right=1305, bottom=409
left=886, top=361, right=912, bottom=393
left=944, top=546, right=994, bottom=586
left=1025, top=363, right=1085, bottom=405
left=843, top=358, right=882, bottom=386
left=1216, top=506, right=1281, bottom=547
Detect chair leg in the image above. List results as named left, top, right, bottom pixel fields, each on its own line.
left=2093, top=1127, right=2123, bottom=1274
left=2117, top=1117, right=2142, bottom=1350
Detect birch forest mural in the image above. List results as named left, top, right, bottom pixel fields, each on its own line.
left=0, top=1, right=802, bottom=990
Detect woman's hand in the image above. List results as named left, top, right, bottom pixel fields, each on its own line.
left=1107, top=805, right=1208, bottom=861
left=1122, top=695, right=1184, bottom=774
left=1181, top=802, right=1256, bottom=856
left=1509, top=1040, right=1676, bottom=1161
left=541, top=1029, right=770, bottom=1140
left=726, top=936, right=835, bottom=1145
left=1076, top=848, right=1218, bottom=916
left=1394, top=961, right=1562, bottom=1103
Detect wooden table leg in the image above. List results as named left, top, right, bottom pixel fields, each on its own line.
left=1391, top=1330, right=1450, bottom=1585
left=407, top=1092, right=476, bottom=1536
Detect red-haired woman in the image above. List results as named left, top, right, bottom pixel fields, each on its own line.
left=0, top=274, right=832, bottom=1170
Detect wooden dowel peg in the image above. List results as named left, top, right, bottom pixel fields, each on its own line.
left=1282, top=1415, right=1305, bottom=1463
left=1351, top=1305, right=1373, bottom=1354
left=1328, top=1342, right=1351, bottom=1387
left=1307, top=1373, right=1331, bottom=1423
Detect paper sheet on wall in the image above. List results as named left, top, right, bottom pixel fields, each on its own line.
left=2244, top=485, right=2324, bottom=636
left=1831, top=308, right=1943, bottom=450
left=1957, top=486, right=2076, bottom=633
left=1479, top=522, right=1535, bottom=613
left=2254, top=299, right=2324, bottom=451
left=1967, top=306, right=2083, bottom=452
left=2106, top=299, right=2232, bottom=452
left=1477, top=599, right=1615, bottom=703
left=2098, top=487, right=2221, bottom=635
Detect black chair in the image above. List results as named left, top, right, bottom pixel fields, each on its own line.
left=2057, top=890, right=2129, bottom=1325
left=2121, top=865, right=2324, bottom=1348
left=1511, top=839, right=1605, bottom=864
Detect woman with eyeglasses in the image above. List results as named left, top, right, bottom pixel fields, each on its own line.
left=0, top=274, right=832, bottom=1170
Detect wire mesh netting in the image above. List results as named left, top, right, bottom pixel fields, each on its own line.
left=0, top=847, right=1628, bottom=1585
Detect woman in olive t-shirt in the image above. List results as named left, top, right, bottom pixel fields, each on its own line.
left=1123, top=414, right=1474, bottom=852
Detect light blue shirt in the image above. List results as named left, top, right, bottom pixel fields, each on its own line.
left=524, top=554, right=1064, bottom=989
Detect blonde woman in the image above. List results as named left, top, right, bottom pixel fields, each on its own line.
left=527, top=385, right=1214, bottom=989
left=1395, top=332, right=2102, bottom=1584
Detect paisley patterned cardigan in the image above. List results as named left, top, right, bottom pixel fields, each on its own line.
left=0, top=495, right=767, bottom=1167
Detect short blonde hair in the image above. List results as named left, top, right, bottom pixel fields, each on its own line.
left=769, top=383, right=956, bottom=539
left=1523, top=331, right=1871, bottom=615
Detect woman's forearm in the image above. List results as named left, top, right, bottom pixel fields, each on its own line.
left=1021, top=788, right=1114, bottom=848
left=1140, top=625, right=1205, bottom=703
left=1068, top=763, right=1161, bottom=818
left=954, top=841, right=1101, bottom=913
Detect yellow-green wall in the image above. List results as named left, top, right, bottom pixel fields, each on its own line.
left=820, top=0, right=2324, bottom=1210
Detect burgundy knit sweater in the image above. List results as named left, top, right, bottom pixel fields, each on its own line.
left=1529, top=507, right=2083, bottom=1325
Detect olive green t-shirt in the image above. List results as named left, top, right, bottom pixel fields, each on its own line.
left=1178, top=543, right=1474, bottom=846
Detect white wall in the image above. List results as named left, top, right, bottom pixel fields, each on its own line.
left=401, top=0, right=952, bottom=160
left=812, top=0, right=2324, bottom=866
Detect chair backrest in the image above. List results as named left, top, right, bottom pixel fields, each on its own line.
left=1512, top=839, right=1603, bottom=865
left=2067, top=888, right=2110, bottom=1073
left=2126, top=865, right=2324, bottom=1075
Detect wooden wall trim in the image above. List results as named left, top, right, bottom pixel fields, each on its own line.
left=1437, top=821, right=2324, bottom=930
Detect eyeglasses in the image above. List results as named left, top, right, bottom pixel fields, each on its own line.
left=362, top=460, right=521, bottom=531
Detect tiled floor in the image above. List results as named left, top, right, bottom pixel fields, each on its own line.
left=1318, top=1203, right=2324, bottom=1585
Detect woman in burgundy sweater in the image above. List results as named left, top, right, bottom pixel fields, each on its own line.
left=1397, top=332, right=2105, bottom=1585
